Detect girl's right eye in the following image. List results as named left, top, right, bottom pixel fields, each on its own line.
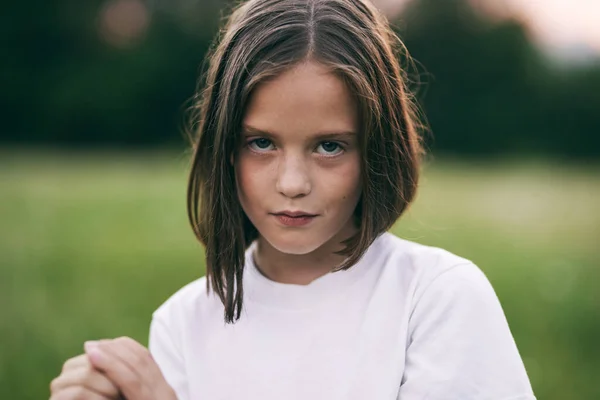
left=247, top=138, right=274, bottom=152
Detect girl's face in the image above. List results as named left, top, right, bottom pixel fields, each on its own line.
left=235, top=60, right=362, bottom=255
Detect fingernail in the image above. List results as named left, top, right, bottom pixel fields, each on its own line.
left=87, top=347, right=104, bottom=363
left=84, top=341, right=99, bottom=351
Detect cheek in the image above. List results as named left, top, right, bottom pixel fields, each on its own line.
left=343, top=154, right=362, bottom=189
left=324, top=157, right=362, bottom=205
left=235, top=157, right=265, bottom=206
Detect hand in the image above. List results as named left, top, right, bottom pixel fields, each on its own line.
left=83, top=336, right=177, bottom=400
left=50, top=353, right=121, bottom=399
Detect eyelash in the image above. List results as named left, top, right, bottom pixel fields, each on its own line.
left=245, top=138, right=345, bottom=157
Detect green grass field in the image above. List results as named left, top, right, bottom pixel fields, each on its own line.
left=1, top=150, right=599, bottom=399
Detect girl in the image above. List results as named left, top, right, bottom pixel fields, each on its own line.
left=49, top=0, right=536, bottom=399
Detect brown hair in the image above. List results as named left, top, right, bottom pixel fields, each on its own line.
left=187, top=0, right=425, bottom=323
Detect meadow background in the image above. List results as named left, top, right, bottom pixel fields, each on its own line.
left=2, top=0, right=600, bottom=399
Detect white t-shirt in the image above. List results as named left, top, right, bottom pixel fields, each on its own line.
left=149, top=232, right=536, bottom=400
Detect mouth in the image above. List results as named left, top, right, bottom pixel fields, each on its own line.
left=272, top=211, right=318, bottom=218
left=270, top=211, right=318, bottom=227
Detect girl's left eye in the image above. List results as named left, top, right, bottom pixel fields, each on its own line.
left=246, top=138, right=343, bottom=156
left=316, top=141, right=343, bottom=156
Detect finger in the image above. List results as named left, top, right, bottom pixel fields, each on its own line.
left=61, top=354, right=89, bottom=372
left=104, top=337, right=162, bottom=382
left=50, top=386, right=112, bottom=400
left=88, top=337, right=164, bottom=387
left=85, top=342, right=151, bottom=399
left=61, top=339, right=112, bottom=372
left=50, top=364, right=120, bottom=398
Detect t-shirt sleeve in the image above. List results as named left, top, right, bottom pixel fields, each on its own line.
left=398, top=262, right=536, bottom=400
left=148, top=315, right=189, bottom=400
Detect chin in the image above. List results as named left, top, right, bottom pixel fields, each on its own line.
left=262, top=231, right=327, bottom=255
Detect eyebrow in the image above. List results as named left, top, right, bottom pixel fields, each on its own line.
left=242, top=124, right=357, bottom=140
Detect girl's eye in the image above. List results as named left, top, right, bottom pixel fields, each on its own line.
left=248, top=138, right=274, bottom=151
left=246, top=138, right=343, bottom=156
left=316, top=141, right=343, bottom=156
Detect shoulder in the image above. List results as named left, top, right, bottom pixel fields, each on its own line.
left=376, top=232, right=480, bottom=289
left=378, top=231, right=473, bottom=267
left=383, top=234, right=536, bottom=398
left=372, top=232, right=499, bottom=315
left=151, top=276, right=218, bottom=327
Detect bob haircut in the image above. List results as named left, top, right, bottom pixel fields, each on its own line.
left=187, top=0, right=425, bottom=323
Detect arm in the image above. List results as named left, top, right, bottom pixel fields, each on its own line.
left=398, top=263, right=536, bottom=400
left=148, top=315, right=190, bottom=400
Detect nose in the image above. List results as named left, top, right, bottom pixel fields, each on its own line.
left=275, top=152, right=312, bottom=198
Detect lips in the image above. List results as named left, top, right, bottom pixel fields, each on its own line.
left=272, top=211, right=318, bottom=218
left=271, top=211, right=318, bottom=227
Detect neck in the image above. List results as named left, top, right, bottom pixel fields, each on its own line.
left=253, top=223, right=357, bottom=285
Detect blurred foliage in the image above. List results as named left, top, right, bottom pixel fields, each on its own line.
left=1, top=0, right=600, bottom=398
left=1, top=0, right=599, bottom=157
left=397, top=0, right=600, bottom=158
left=1, top=151, right=599, bottom=399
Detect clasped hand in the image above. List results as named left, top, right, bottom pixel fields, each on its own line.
left=50, top=337, right=176, bottom=400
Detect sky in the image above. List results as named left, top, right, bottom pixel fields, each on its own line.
left=479, top=0, right=600, bottom=59
left=376, top=0, right=600, bottom=62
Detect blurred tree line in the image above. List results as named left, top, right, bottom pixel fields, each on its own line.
left=1, top=0, right=599, bottom=158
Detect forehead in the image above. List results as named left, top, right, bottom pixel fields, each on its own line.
left=242, top=61, right=359, bottom=139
